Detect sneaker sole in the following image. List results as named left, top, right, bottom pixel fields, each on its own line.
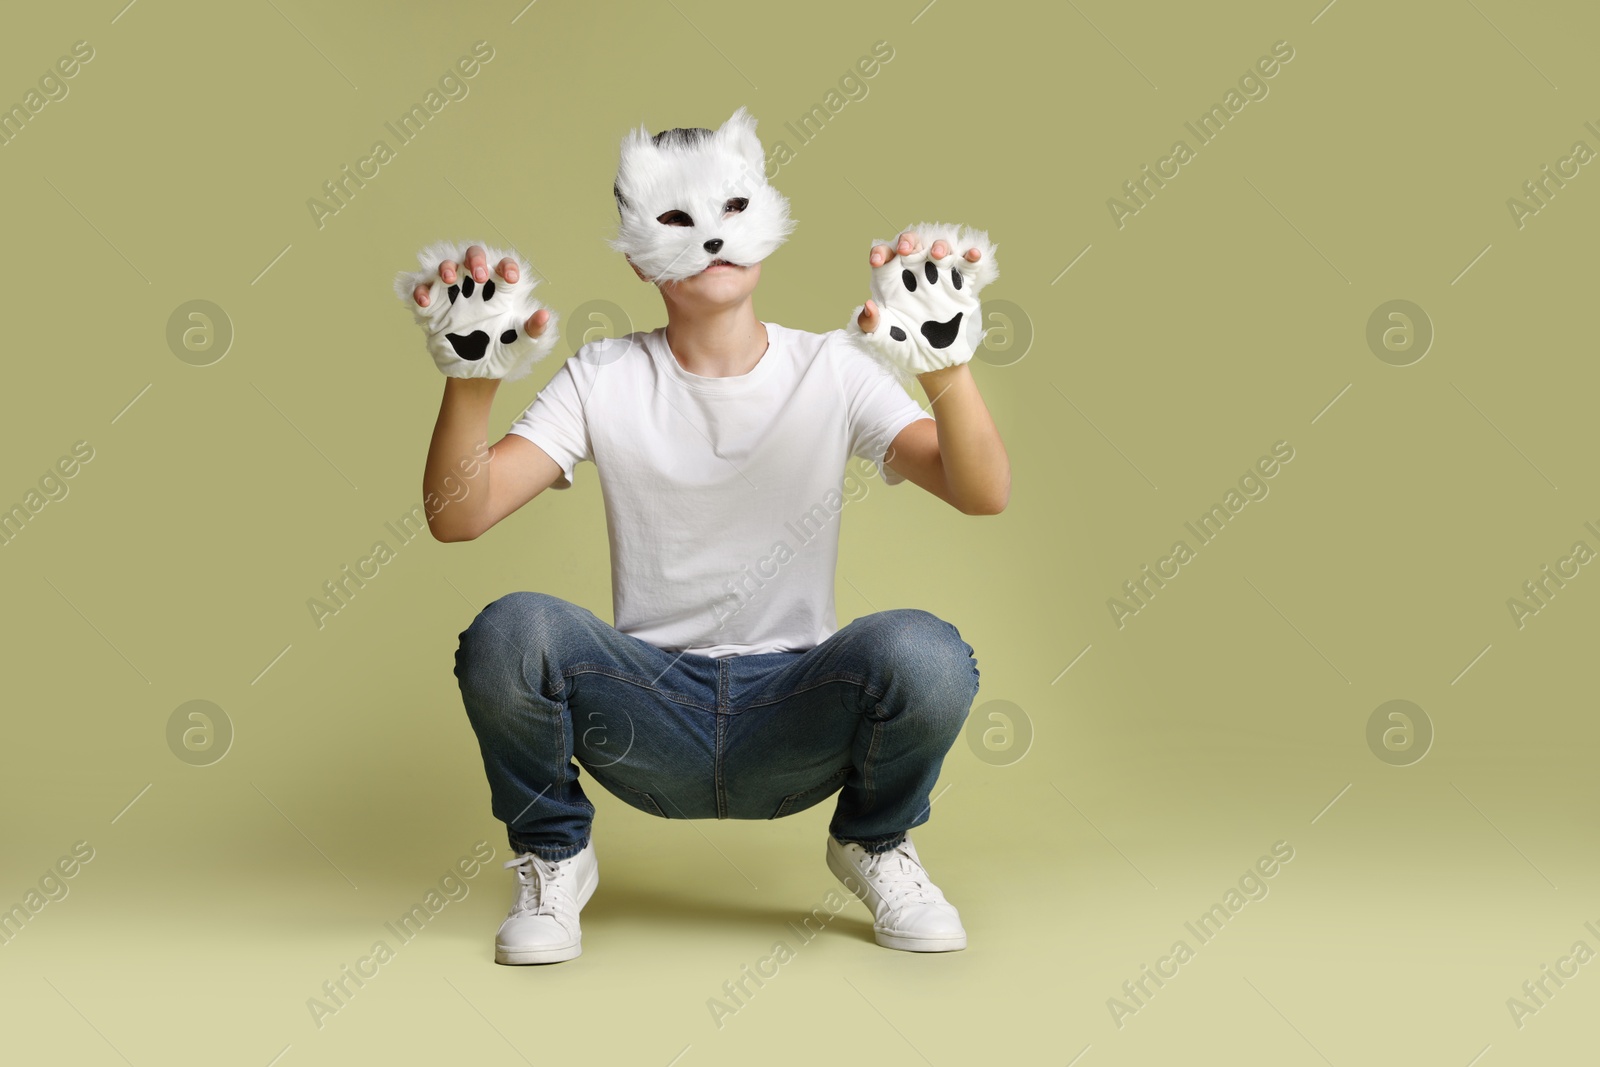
left=493, top=856, right=599, bottom=966
left=495, top=941, right=582, bottom=965
left=874, top=929, right=967, bottom=952
left=826, top=842, right=967, bottom=953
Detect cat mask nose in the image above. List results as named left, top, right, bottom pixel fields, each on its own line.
left=703, top=238, right=723, bottom=254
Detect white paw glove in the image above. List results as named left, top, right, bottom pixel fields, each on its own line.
left=392, top=239, right=559, bottom=383
left=846, top=222, right=999, bottom=381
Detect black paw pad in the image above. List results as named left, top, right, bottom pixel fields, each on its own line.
left=901, top=269, right=917, bottom=293
left=447, top=284, right=460, bottom=304
left=888, top=326, right=907, bottom=342
left=924, top=261, right=938, bottom=285
left=482, top=280, right=495, bottom=300
left=445, top=331, right=490, bottom=361
left=919, top=312, right=963, bottom=350
left=950, top=269, right=962, bottom=290
left=461, top=276, right=475, bottom=298
left=500, top=329, right=517, bottom=344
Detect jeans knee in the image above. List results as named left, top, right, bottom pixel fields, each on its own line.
left=455, top=591, right=578, bottom=702
left=867, top=608, right=979, bottom=728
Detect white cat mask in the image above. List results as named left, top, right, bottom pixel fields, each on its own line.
left=609, top=106, right=795, bottom=283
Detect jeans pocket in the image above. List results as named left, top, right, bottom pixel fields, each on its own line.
left=770, top=766, right=852, bottom=820
left=609, top=780, right=669, bottom=818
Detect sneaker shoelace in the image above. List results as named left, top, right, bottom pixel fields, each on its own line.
left=504, top=852, right=575, bottom=919
left=860, top=844, right=945, bottom=913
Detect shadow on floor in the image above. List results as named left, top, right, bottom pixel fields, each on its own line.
left=582, top=881, right=878, bottom=945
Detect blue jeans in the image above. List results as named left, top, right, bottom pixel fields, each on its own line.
left=453, top=592, right=980, bottom=861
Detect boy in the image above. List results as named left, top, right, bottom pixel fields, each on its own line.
left=403, top=108, right=1008, bottom=964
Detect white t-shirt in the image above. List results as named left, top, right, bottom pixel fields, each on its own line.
left=506, top=321, right=931, bottom=658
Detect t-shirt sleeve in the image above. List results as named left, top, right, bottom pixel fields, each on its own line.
left=832, top=330, right=932, bottom=486
left=505, top=358, right=592, bottom=489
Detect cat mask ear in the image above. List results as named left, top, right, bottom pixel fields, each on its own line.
left=714, top=105, right=767, bottom=176
left=609, top=106, right=796, bottom=283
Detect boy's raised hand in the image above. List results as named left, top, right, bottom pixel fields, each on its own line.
left=394, top=239, right=559, bottom=383
left=847, top=223, right=998, bottom=383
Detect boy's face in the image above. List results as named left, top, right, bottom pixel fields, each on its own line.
left=610, top=108, right=794, bottom=283
left=632, top=255, right=761, bottom=312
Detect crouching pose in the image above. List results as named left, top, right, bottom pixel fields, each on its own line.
left=396, top=106, right=1009, bottom=964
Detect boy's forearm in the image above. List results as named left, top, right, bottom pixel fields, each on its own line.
left=424, top=377, right=499, bottom=541
left=916, top=364, right=1010, bottom=515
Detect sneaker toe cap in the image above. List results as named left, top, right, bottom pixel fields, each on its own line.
left=884, top=901, right=964, bottom=938
left=497, top=913, right=579, bottom=948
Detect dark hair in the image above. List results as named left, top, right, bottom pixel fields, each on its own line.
left=614, top=126, right=715, bottom=214
left=651, top=126, right=713, bottom=148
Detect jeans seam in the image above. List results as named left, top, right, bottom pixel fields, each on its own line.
left=834, top=831, right=907, bottom=855
left=860, top=714, right=884, bottom=811
left=715, top=659, right=730, bottom=819
left=508, top=833, right=589, bottom=861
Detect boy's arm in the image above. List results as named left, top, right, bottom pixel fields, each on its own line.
left=418, top=246, right=564, bottom=542
left=879, top=363, right=1011, bottom=516
left=847, top=227, right=1009, bottom=515
left=424, top=378, right=566, bottom=542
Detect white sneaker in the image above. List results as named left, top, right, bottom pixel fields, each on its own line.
left=494, top=839, right=598, bottom=965
left=826, top=834, right=967, bottom=952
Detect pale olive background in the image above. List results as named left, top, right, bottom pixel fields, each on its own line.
left=2, top=1, right=1597, bottom=1064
